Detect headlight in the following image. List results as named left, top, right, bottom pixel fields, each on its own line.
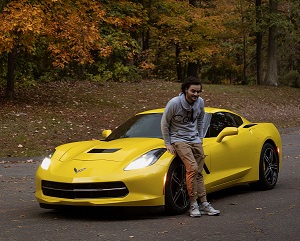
left=41, top=153, right=53, bottom=170
left=124, top=148, right=166, bottom=171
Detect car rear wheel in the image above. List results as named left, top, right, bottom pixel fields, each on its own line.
left=251, top=143, right=279, bottom=190
left=164, top=159, right=190, bottom=215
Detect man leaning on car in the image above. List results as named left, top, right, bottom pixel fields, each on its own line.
left=161, top=76, right=220, bottom=217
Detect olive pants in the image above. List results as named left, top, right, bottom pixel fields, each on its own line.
left=173, top=142, right=207, bottom=203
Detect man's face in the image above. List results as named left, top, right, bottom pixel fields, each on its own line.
left=185, top=84, right=201, bottom=104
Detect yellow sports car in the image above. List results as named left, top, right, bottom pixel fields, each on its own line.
left=35, top=108, right=282, bottom=214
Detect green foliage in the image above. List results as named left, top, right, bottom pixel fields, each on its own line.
left=38, top=72, right=57, bottom=82
left=85, top=73, right=110, bottom=85
left=113, top=62, right=142, bottom=82
left=86, top=61, right=142, bottom=83
left=201, top=62, right=242, bottom=84
left=282, top=70, right=300, bottom=88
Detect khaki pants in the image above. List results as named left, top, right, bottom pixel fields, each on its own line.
left=173, top=142, right=207, bottom=203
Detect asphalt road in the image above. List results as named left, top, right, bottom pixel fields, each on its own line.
left=0, top=127, right=299, bottom=241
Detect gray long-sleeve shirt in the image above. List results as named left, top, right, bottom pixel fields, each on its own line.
left=161, top=93, right=205, bottom=146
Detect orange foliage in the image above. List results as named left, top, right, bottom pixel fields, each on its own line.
left=0, top=2, right=44, bottom=52
left=152, top=0, right=225, bottom=64
left=0, top=0, right=112, bottom=67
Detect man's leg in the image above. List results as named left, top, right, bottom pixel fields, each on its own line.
left=173, top=142, right=201, bottom=217
left=173, top=142, right=198, bottom=202
left=192, top=143, right=220, bottom=216
left=192, top=143, right=207, bottom=203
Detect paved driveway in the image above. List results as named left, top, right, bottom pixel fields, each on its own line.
left=0, top=128, right=299, bottom=241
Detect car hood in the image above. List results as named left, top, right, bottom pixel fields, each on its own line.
left=55, top=137, right=166, bottom=163
left=44, top=138, right=168, bottom=180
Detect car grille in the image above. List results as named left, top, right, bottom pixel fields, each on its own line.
left=42, top=180, right=129, bottom=199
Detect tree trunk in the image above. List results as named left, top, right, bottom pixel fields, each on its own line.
left=256, top=32, right=263, bottom=85
left=264, top=0, right=278, bottom=86
left=256, top=0, right=263, bottom=85
left=142, top=29, right=150, bottom=51
left=6, top=47, right=17, bottom=100
left=187, top=62, right=198, bottom=78
left=189, top=0, right=198, bottom=6
left=186, top=0, right=199, bottom=78
left=242, top=16, right=248, bottom=85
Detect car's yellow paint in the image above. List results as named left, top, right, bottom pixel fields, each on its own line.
left=203, top=121, right=282, bottom=193
left=35, top=107, right=282, bottom=208
left=215, top=127, right=239, bottom=143
left=36, top=137, right=174, bottom=207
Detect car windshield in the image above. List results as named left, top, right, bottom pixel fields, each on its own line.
left=105, top=114, right=163, bottom=141
left=105, top=112, right=211, bottom=141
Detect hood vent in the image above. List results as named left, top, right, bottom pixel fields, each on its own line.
left=243, top=124, right=257, bottom=128
left=88, top=148, right=121, bottom=153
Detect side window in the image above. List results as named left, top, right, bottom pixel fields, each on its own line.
left=206, top=112, right=237, bottom=138
left=230, top=113, right=243, bottom=127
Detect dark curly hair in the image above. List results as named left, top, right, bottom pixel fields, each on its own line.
left=181, top=76, right=202, bottom=94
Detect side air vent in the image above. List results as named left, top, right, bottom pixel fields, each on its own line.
left=243, top=124, right=257, bottom=128
left=88, top=148, right=120, bottom=153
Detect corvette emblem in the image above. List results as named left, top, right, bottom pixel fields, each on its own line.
left=74, top=167, right=86, bottom=174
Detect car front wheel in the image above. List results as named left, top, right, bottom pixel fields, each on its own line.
left=164, top=159, right=190, bottom=215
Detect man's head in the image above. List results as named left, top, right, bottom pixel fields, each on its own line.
left=181, top=76, right=202, bottom=104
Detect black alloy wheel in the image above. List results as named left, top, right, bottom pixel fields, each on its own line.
left=164, top=159, right=190, bottom=214
left=251, top=143, right=279, bottom=190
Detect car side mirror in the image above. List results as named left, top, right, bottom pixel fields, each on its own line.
left=216, top=127, right=238, bottom=143
left=102, top=129, right=112, bottom=139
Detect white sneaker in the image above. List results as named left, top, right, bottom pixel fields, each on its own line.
left=189, top=201, right=201, bottom=217
left=200, top=202, right=220, bottom=216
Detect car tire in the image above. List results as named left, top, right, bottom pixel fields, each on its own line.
left=251, top=143, right=279, bottom=190
left=164, top=159, right=190, bottom=215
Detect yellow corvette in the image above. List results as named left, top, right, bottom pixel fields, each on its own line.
left=35, top=108, right=282, bottom=214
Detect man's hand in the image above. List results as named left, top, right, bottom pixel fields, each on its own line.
left=166, top=144, right=176, bottom=155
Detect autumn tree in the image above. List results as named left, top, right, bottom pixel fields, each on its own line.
left=256, top=0, right=263, bottom=85
left=1, top=0, right=300, bottom=91
left=264, top=0, right=279, bottom=86
left=0, top=1, right=45, bottom=99
left=275, top=0, right=300, bottom=87
left=149, top=0, right=224, bottom=81
left=0, top=0, right=150, bottom=98
left=0, top=0, right=109, bottom=99
left=194, top=0, right=251, bottom=84
left=93, top=0, right=147, bottom=82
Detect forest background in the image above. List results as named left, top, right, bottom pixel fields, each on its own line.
left=0, top=0, right=299, bottom=158
left=1, top=0, right=300, bottom=97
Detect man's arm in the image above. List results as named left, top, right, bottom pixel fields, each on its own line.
left=161, top=101, right=176, bottom=155
left=197, top=98, right=205, bottom=139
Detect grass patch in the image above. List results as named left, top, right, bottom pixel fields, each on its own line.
left=0, top=80, right=299, bottom=158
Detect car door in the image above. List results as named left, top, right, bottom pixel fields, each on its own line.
left=203, top=112, right=257, bottom=191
